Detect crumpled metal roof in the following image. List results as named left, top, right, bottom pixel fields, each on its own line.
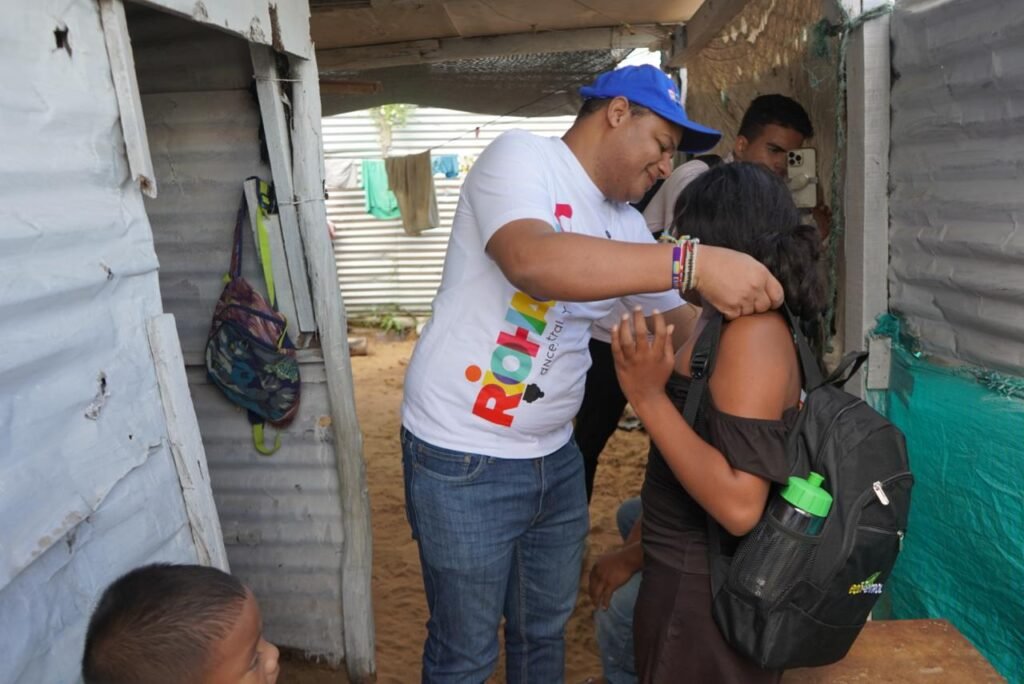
left=320, top=48, right=631, bottom=116
left=310, top=0, right=698, bottom=115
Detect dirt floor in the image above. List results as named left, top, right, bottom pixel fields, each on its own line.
left=281, top=335, right=648, bottom=683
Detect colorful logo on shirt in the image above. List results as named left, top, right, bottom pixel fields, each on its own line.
left=465, top=291, right=555, bottom=427
left=554, top=203, right=573, bottom=232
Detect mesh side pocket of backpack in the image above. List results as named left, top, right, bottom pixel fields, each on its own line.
left=728, top=518, right=820, bottom=606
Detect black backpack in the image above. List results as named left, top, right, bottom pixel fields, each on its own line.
left=683, top=310, right=913, bottom=670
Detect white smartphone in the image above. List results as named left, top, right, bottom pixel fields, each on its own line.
left=787, top=148, right=817, bottom=209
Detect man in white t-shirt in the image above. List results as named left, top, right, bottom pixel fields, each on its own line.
left=399, top=65, right=785, bottom=683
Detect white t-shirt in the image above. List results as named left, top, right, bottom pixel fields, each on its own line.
left=401, top=130, right=683, bottom=459
left=641, top=158, right=716, bottom=235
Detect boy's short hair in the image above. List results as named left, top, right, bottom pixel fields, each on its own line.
left=738, top=94, right=814, bottom=140
left=82, top=564, right=248, bottom=684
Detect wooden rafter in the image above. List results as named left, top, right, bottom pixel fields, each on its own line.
left=317, top=24, right=672, bottom=71
left=665, top=0, right=749, bottom=68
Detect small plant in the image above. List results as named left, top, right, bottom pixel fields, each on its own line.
left=370, top=104, right=415, bottom=155
left=350, top=305, right=417, bottom=335
left=378, top=311, right=405, bottom=334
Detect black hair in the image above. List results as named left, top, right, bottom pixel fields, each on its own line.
left=82, top=564, right=248, bottom=684
left=672, top=162, right=826, bottom=349
left=577, top=97, right=652, bottom=119
left=738, top=94, right=814, bottom=141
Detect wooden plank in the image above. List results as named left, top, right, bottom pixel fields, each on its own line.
left=839, top=0, right=893, bottom=15
left=866, top=336, right=892, bottom=391
left=132, top=0, right=311, bottom=58
left=243, top=178, right=301, bottom=343
left=99, top=0, right=157, bottom=198
left=319, top=79, right=383, bottom=95
left=147, top=314, right=230, bottom=571
left=666, top=0, right=750, bottom=68
left=317, top=25, right=669, bottom=71
left=250, top=44, right=317, bottom=335
left=842, top=13, right=891, bottom=397
left=783, top=620, right=1004, bottom=682
left=348, top=336, right=369, bottom=356
left=290, top=53, right=376, bottom=683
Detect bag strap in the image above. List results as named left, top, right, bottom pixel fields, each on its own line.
left=780, top=305, right=825, bottom=390
left=229, top=191, right=247, bottom=280
left=681, top=313, right=722, bottom=426
left=680, top=314, right=731, bottom=596
left=823, top=351, right=868, bottom=388
left=250, top=177, right=278, bottom=308
left=253, top=421, right=283, bottom=456
left=686, top=308, right=823, bottom=597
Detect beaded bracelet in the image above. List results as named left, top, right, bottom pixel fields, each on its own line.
left=671, top=244, right=683, bottom=290
left=674, top=236, right=700, bottom=294
left=685, top=238, right=699, bottom=292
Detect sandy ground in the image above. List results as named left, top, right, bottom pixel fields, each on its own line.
left=282, top=335, right=648, bottom=683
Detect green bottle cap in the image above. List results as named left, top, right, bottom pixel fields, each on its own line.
left=780, top=471, right=833, bottom=518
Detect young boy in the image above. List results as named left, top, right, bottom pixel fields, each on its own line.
left=82, top=564, right=280, bottom=684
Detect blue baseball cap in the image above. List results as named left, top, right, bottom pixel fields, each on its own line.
left=580, top=65, right=722, bottom=153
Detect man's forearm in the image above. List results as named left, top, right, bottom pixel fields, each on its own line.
left=487, top=219, right=784, bottom=318
left=488, top=222, right=674, bottom=301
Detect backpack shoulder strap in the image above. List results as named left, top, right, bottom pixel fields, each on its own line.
left=681, top=312, right=730, bottom=594
left=682, top=312, right=723, bottom=426
left=780, top=306, right=825, bottom=390
left=694, top=308, right=821, bottom=597
left=823, top=351, right=868, bottom=388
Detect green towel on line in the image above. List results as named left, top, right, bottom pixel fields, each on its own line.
left=362, top=159, right=401, bottom=220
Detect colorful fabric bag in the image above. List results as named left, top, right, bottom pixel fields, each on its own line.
left=205, top=184, right=300, bottom=455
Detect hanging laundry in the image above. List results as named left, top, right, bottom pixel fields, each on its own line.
left=431, top=154, right=460, bottom=179
left=361, top=159, right=401, bottom=220
left=385, top=151, right=439, bottom=235
left=325, top=158, right=360, bottom=191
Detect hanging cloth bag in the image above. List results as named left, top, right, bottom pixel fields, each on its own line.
left=205, top=187, right=300, bottom=455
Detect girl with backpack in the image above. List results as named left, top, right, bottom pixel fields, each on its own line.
left=610, top=162, right=826, bottom=683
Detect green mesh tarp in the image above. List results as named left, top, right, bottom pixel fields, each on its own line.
left=874, top=340, right=1024, bottom=683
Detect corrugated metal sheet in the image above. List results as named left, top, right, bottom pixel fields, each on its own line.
left=187, top=363, right=345, bottom=658
left=889, top=0, right=1024, bottom=372
left=319, top=49, right=630, bottom=117
left=324, top=108, right=576, bottom=317
left=0, top=1, right=199, bottom=681
left=131, top=8, right=346, bottom=660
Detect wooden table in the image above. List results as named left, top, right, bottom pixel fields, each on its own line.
left=783, top=619, right=1005, bottom=683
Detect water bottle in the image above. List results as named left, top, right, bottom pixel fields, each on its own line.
left=733, top=472, right=833, bottom=603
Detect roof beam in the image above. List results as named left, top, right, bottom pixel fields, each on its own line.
left=666, top=0, right=749, bottom=67
left=317, top=24, right=671, bottom=71
left=311, top=0, right=461, bottom=7
left=319, top=79, right=384, bottom=95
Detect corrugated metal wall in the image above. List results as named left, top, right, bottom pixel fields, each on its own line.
left=132, top=8, right=346, bottom=661
left=0, top=2, right=200, bottom=681
left=889, top=0, right=1024, bottom=373
left=323, top=108, right=576, bottom=318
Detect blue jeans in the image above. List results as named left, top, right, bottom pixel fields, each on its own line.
left=401, top=427, right=590, bottom=684
left=594, top=497, right=642, bottom=684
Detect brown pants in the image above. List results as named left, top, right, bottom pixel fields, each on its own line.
left=633, top=563, right=782, bottom=684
